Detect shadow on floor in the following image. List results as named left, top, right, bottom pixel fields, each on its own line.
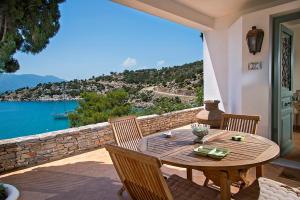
left=1, top=159, right=300, bottom=200
left=284, top=132, right=300, bottom=163
left=0, top=161, right=129, bottom=200
left=280, top=167, right=300, bottom=183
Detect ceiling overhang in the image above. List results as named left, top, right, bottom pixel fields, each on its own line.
left=112, top=0, right=298, bottom=32
left=112, top=0, right=214, bottom=31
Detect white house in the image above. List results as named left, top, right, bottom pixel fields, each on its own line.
left=112, top=0, right=300, bottom=155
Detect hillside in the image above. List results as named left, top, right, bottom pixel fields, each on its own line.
left=0, top=60, right=203, bottom=103
left=0, top=74, right=64, bottom=93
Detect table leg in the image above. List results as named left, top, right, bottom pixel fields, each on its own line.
left=204, top=178, right=209, bottom=186
left=256, top=165, right=263, bottom=178
left=187, top=168, right=193, bottom=181
left=220, top=171, right=231, bottom=200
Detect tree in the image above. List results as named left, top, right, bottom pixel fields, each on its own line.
left=139, top=91, right=153, bottom=102
left=196, top=86, right=204, bottom=106
left=68, top=89, right=132, bottom=127
left=137, top=97, right=192, bottom=115
left=0, top=0, right=65, bottom=73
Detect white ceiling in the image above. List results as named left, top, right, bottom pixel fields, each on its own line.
left=173, top=0, right=297, bottom=18
left=112, top=0, right=298, bottom=31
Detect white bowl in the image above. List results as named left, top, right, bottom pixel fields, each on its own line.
left=162, top=131, right=172, bottom=138
left=2, top=184, right=19, bottom=200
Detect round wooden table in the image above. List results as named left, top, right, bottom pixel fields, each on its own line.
left=138, top=129, right=280, bottom=200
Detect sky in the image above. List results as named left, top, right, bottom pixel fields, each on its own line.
left=15, top=0, right=203, bottom=80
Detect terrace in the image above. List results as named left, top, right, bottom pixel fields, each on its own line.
left=1, top=124, right=300, bottom=200
left=1, top=107, right=300, bottom=199
left=1, top=0, right=300, bottom=199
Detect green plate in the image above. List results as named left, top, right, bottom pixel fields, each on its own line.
left=207, top=148, right=230, bottom=159
left=232, top=135, right=245, bottom=141
left=193, top=146, right=215, bottom=156
left=193, top=146, right=229, bottom=159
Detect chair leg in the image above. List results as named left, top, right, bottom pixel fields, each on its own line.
left=187, top=168, right=193, bottom=181
left=117, top=186, right=125, bottom=196
left=256, top=166, right=263, bottom=178
left=204, top=178, right=209, bottom=186
left=238, top=181, right=246, bottom=191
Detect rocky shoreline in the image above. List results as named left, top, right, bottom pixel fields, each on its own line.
left=0, top=98, right=80, bottom=102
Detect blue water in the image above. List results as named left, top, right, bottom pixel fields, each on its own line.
left=0, top=101, right=78, bottom=139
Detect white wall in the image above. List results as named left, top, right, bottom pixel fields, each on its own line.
left=203, top=29, right=228, bottom=111
left=293, top=26, right=300, bottom=92
left=204, top=0, right=300, bottom=138
left=228, top=17, right=243, bottom=114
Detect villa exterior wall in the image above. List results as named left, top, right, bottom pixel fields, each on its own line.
left=0, top=107, right=202, bottom=173
left=204, top=0, right=300, bottom=139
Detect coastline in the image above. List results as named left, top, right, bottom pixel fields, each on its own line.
left=0, top=98, right=81, bottom=102
left=0, top=101, right=79, bottom=139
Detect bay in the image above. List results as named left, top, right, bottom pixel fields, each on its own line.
left=0, top=101, right=78, bottom=139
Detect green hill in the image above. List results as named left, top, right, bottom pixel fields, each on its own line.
left=0, top=60, right=203, bottom=102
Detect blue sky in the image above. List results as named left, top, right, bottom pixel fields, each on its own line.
left=15, top=0, right=203, bottom=80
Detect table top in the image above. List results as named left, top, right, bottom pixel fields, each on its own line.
left=138, top=128, right=280, bottom=170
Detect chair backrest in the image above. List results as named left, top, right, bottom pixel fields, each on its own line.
left=109, top=116, right=143, bottom=150
left=105, top=144, right=173, bottom=200
left=220, top=113, right=260, bottom=134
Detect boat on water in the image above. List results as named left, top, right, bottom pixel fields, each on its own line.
left=53, top=112, right=70, bottom=120
left=52, top=87, right=72, bottom=120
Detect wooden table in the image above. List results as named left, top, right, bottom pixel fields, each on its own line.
left=138, top=128, right=280, bottom=200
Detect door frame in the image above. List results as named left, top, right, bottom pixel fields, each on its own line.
left=272, top=12, right=300, bottom=155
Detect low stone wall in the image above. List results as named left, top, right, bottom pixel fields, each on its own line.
left=0, top=107, right=203, bottom=173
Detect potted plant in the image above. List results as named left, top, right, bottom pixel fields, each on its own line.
left=0, top=184, right=19, bottom=200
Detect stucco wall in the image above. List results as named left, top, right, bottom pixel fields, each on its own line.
left=203, top=29, right=228, bottom=112
left=204, top=0, right=300, bottom=138
left=228, top=17, right=243, bottom=114
left=0, top=107, right=202, bottom=173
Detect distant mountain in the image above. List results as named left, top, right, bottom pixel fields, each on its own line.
left=0, top=74, right=64, bottom=93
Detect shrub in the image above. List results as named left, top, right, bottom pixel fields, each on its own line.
left=68, top=89, right=131, bottom=127
left=0, top=184, right=7, bottom=200
left=196, top=86, right=204, bottom=106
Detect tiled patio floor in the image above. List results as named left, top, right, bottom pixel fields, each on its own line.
left=1, top=148, right=300, bottom=200
left=1, top=132, right=300, bottom=199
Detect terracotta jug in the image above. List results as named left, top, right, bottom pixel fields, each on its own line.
left=196, top=100, right=224, bottom=128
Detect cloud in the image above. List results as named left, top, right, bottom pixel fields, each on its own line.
left=122, top=57, right=137, bottom=68
left=156, top=60, right=165, bottom=67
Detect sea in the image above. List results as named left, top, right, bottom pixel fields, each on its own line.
left=0, top=101, right=78, bottom=140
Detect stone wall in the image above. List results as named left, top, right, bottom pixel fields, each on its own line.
left=0, top=107, right=202, bottom=173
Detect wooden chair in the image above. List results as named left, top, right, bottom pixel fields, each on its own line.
left=220, top=113, right=260, bottom=135
left=109, top=115, right=143, bottom=195
left=109, top=115, right=143, bottom=151
left=105, top=144, right=220, bottom=200
left=204, top=113, right=260, bottom=188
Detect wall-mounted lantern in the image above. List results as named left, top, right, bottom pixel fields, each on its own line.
left=246, top=26, right=264, bottom=55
